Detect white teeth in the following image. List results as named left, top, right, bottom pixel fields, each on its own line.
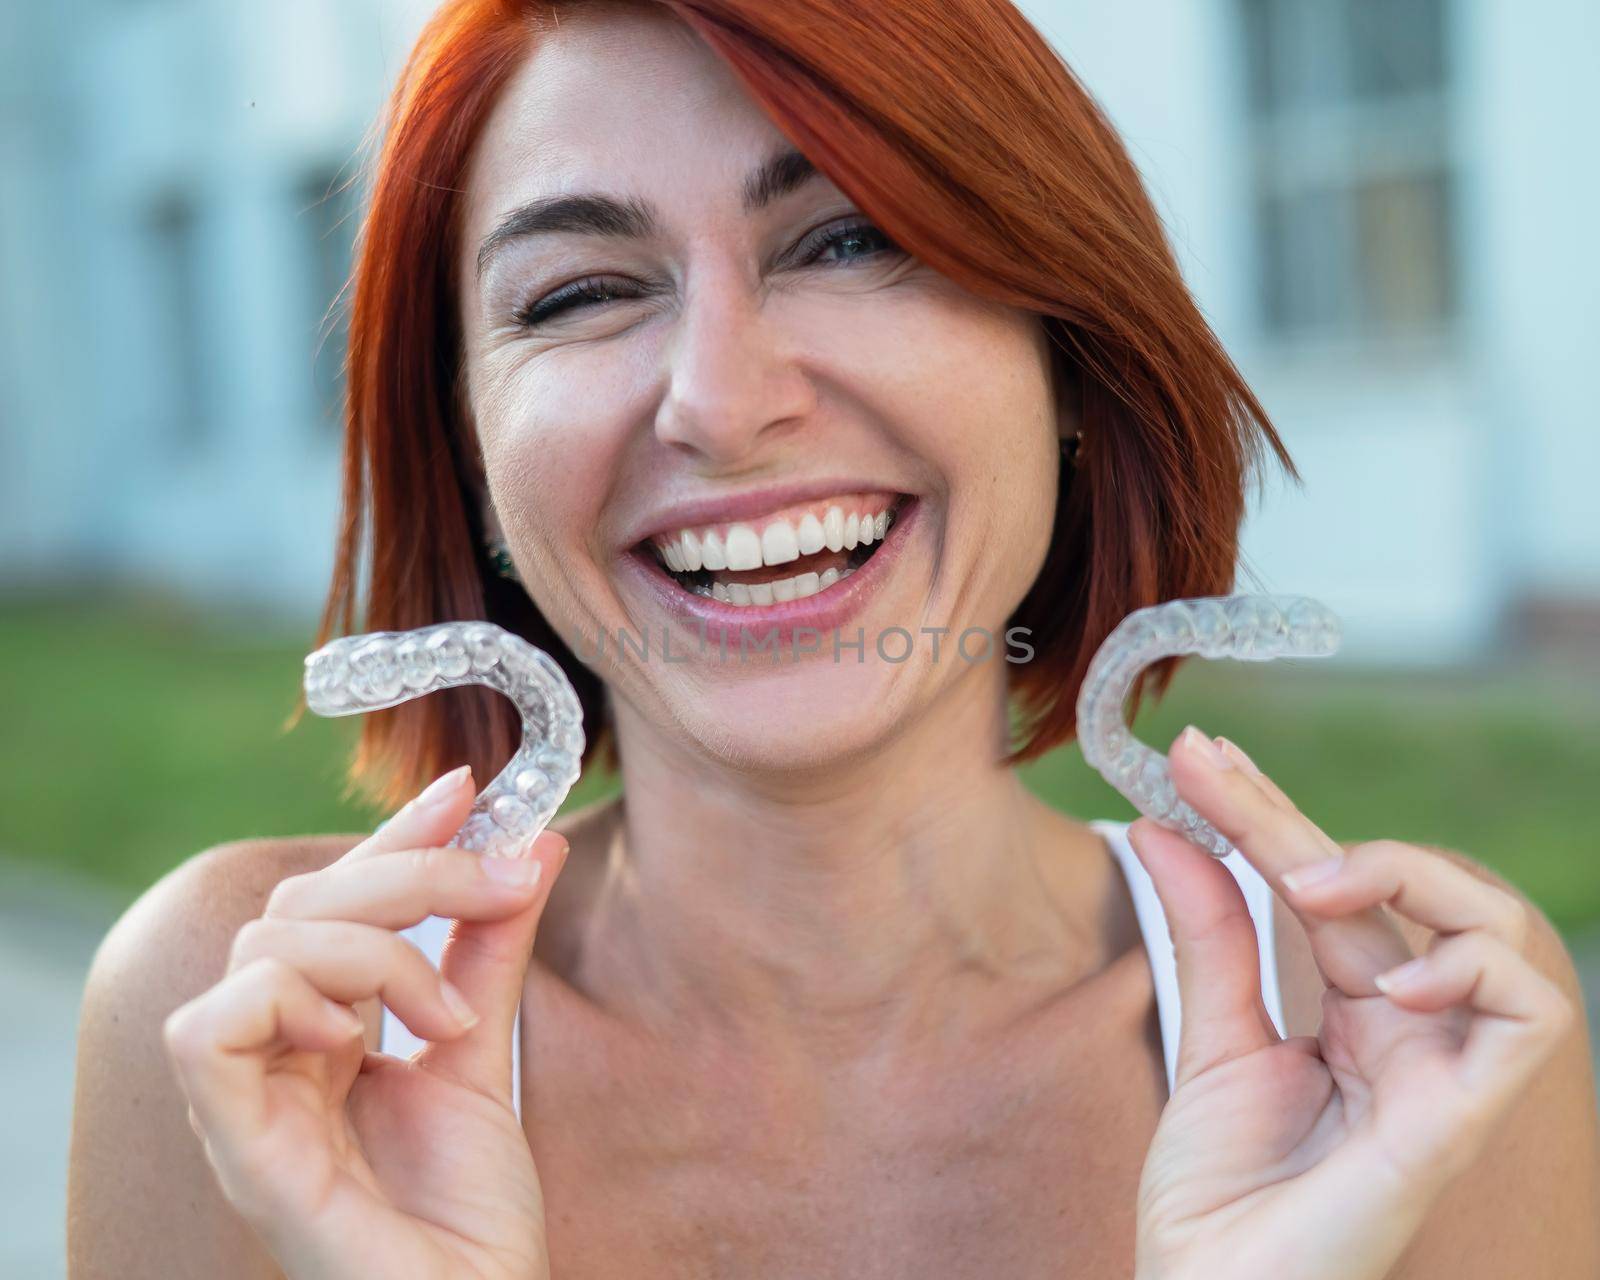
left=689, top=563, right=859, bottom=607
left=652, top=498, right=904, bottom=580
left=760, top=520, right=800, bottom=565
left=823, top=506, right=845, bottom=552
left=796, top=512, right=826, bottom=556
left=724, top=524, right=762, bottom=571
left=700, top=530, right=727, bottom=571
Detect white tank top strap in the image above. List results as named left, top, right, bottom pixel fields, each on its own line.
left=1089, top=818, right=1286, bottom=1095
left=384, top=914, right=524, bottom=1119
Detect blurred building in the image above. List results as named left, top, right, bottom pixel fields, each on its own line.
left=1, top=0, right=1595, bottom=660
left=0, top=0, right=434, bottom=616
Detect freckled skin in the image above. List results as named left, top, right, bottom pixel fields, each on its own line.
left=449, top=6, right=1168, bottom=1274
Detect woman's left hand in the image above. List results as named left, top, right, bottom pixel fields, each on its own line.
left=1127, top=726, right=1576, bottom=1280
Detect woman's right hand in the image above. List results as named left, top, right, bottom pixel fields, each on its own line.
left=163, top=765, right=568, bottom=1280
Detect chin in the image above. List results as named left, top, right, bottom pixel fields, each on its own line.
left=654, top=655, right=929, bottom=776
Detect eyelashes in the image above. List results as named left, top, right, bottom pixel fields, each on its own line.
left=509, top=218, right=904, bottom=329
left=513, top=277, right=634, bottom=328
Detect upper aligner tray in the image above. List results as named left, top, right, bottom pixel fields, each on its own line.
left=303, top=621, right=585, bottom=858
left=1075, top=594, right=1341, bottom=857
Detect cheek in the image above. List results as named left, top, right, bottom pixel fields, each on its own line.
left=881, top=316, right=1057, bottom=555
left=475, top=363, right=632, bottom=590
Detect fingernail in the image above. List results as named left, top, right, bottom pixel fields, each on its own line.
left=482, top=854, right=543, bottom=887
left=415, top=764, right=473, bottom=811
left=1282, top=857, right=1344, bottom=892
left=1181, top=725, right=1233, bottom=771
left=439, top=980, right=480, bottom=1029
left=1214, top=736, right=1262, bottom=778
left=1375, top=956, right=1429, bottom=993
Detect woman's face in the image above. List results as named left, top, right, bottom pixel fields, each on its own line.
left=456, top=3, right=1065, bottom=774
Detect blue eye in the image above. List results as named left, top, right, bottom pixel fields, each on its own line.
left=511, top=219, right=903, bottom=328
left=799, top=219, right=902, bottom=267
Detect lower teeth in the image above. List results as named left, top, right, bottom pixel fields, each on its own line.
left=689, top=563, right=858, bottom=604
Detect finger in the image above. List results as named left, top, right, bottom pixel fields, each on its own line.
left=338, top=764, right=477, bottom=865
left=1167, top=725, right=1413, bottom=990
left=424, top=830, right=570, bottom=1101
left=1281, top=839, right=1529, bottom=949
left=1214, top=736, right=1297, bottom=814
left=264, top=844, right=546, bottom=928
left=1373, top=931, right=1576, bottom=1100
left=164, top=957, right=364, bottom=1147
left=229, top=917, right=478, bottom=1044
left=1126, top=817, right=1279, bottom=1089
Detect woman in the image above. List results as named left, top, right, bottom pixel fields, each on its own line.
left=68, top=1, right=1599, bottom=1276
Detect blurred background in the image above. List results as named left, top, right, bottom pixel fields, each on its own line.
left=2, top=0, right=1596, bottom=1273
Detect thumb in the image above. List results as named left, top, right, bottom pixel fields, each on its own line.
left=1126, top=816, right=1279, bottom=1089
left=341, top=763, right=480, bottom=864
left=424, top=828, right=571, bottom=1102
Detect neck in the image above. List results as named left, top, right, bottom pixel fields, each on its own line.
left=589, top=665, right=1106, bottom=1063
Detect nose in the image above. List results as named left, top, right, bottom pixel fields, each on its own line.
left=652, top=266, right=815, bottom=464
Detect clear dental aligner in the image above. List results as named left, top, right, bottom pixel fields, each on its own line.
left=303, top=621, right=585, bottom=858
left=1075, top=594, right=1341, bottom=858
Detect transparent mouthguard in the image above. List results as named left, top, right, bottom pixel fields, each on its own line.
left=1076, top=594, right=1341, bottom=857
left=303, top=621, right=585, bottom=858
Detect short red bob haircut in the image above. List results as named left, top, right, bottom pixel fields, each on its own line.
left=300, top=0, right=1299, bottom=814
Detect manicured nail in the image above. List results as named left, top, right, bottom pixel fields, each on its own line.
left=1374, top=956, right=1430, bottom=994
left=439, top=980, right=480, bottom=1029
left=415, top=764, right=473, bottom=811
left=1182, top=725, right=1233, bottom=771
left=1214, top=736, right=1262, bottom=778
left=1282, top=857, right=1345, bottom=892
left=482, top=854, right=543, bottom=887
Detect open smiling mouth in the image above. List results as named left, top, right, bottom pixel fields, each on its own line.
left=634, top=492, right=914, bottom=607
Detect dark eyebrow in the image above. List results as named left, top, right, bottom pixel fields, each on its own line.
left=474, top=145, right=821, bottom=280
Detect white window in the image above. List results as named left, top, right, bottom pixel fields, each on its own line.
left=146, top=192, right=210, bottom=449
left=1240, top=0, right=1457, bottom=342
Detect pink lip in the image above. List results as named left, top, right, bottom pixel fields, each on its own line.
left=615, top=496, right=923, bottom=651
left=621, top=478, right=912, bottom=549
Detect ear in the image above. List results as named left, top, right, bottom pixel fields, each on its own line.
left=1045, top=338, right=1083, bottom=447
left=479, top=484, right=505, bottom=545
left=448, top=393, right=499, bottom=539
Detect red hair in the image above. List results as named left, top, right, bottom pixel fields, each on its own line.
left=293, top=0, right=1299, bottom=813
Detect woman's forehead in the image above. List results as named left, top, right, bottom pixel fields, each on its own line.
left=466, top=7, right=775, bottom=200
left=458, top=10, right=814, bottom=293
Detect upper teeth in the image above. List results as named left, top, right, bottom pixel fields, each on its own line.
left=652, top=502, right=897, bottom=574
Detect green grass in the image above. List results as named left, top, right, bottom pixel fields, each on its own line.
left=1020, top=656, right=1600, bottom=931
left=4, top=590, right=1597, bottom=931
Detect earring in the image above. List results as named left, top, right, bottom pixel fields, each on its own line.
left=485, top=536, right=520, bottom=583
left=1061, top=429, right=1085, bottom=466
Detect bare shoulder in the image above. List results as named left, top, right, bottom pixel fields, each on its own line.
left=67, top=833, right=361, bottom=1278
left=1271, top=839, right=1600, bottom=1278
